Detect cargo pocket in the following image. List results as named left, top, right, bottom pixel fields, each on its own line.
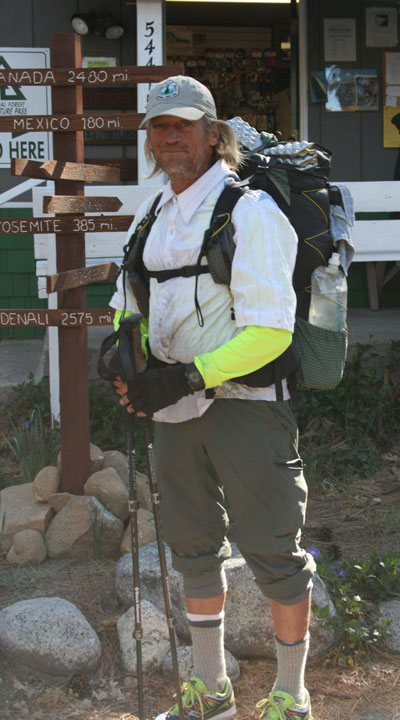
left=273, top=456, right=308, bottom=528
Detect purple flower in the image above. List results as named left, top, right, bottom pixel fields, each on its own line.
left=338, top=568, right=345, bottom=578
left=306, top=546, right=321, bottom=559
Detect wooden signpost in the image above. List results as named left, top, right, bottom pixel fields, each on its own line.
left=0, top=308, right=114, bottom=327
left=46, top=262, right=119, bottom=294
left=12, top=158, right=121, bottom=183
left=0, top=33, right=179, bottom=494
left=0, top=64, right=180, bottom=86
left=0, top=112, right=145, bottom=133
left=0, top=214, right=133, bottom=236
left=42, top=194, right=123, bottom=214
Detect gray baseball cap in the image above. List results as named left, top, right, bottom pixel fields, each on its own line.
left=139, top=75, right=217, bottom=128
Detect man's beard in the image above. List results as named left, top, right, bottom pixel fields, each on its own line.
left=156, top=153, right=207, bottom=182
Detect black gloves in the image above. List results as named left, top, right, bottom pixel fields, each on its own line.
left=126, top=362, right=205, bottom=417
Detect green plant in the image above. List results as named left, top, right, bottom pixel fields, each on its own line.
left=89, top=381, right=150, bottom=473
left=297, top=342, right=400, bottom=486
left=4, top=407, right=60, bottom=484
left=6, top=373, right=51, bottom=426
left=310, top=546, right=399, bottom=664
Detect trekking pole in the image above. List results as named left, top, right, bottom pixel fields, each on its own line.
left=125, top=412, right=145, bottom=720
left=140, top=417, right=184, bottom=720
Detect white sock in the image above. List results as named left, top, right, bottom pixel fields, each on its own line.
left=272, top=632, right=310, bottom=706
left=187, top=611, right=227, bottom=693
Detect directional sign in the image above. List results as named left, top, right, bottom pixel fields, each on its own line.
left=0, top=64, right=183, bottom=86
left=0, top=308, right=113, bottom=327
left=46, top=262, right=119, bottom=293
left=0, top=214, right=133, bottom=235
left=12, top=158, right=121, bottom=183
left=43, top=195, right=123, bottom=214
left=0, top=112, right=144, bottom=133
left=0, top=48, right=53, bottom=168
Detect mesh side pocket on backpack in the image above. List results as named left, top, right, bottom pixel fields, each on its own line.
left=207, top=220, right=237, bottom=285
left=293, top=316, right=348, bottom=391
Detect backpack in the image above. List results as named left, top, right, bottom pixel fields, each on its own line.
left=121, top=121, right=348, bottom=395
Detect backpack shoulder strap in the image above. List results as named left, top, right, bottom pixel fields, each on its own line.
left=123, top=191, right=162, bottom=258
left=120, top=191, right=163, bottom=317
left=208, top=180, right=249, bottom=233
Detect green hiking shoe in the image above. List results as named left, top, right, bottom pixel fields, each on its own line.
left=154, top=676, right=236, bottom=720
left=256, top=690, right=312, bottom=720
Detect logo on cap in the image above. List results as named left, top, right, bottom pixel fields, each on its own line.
left=158, top=80, right=179, bottom=99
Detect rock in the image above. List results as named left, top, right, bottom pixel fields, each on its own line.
left=6, top=529, right=47, bottom=565
left=47, top=492, right=74, bottom=513
left=120, top=509, right=156, bottom=554
left=57, top=443, right=104, bottom=474
left=378, top=599, right=400, bottom=653
left=0, top=597, right=101, bottom=677
left=115, top=542, right=185, bottom=622
left=103, top=450, right=129, bottom=485
left=103, top=451, right=152, bottom=512
left=117, top=600, right=174, bottom=674
left=0, top=483, right=53, bottom=552
left=45, top=495, right=123, bottom=560
left=89, top=443, right=105, bottom=473
left=161, top=645, right=240, bottom=684
left=115, top=543, right=336, bottom=659
left=32, top=466, right=60, bottom=503
left=84, top=467, right=129, bottom=521
left=222, top=558, right=336, bottom=659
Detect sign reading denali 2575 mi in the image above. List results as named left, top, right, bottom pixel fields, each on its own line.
left=0, top=47, right=52, bottom=168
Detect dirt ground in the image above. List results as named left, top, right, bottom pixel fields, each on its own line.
left=1, top=449, right=400, bottom=720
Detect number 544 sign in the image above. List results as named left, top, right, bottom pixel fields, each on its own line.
left=136, top=0, right=165, bottom=184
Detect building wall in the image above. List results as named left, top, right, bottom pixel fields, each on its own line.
left=307, top=0, right=400, bottom=182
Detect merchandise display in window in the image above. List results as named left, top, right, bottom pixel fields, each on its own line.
left=167, top=25, right=289, bottom=133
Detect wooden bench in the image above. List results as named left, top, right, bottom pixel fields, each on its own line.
left=32, top=180, right=400, bottom=311
left=345, top=181, right=400, bottom=311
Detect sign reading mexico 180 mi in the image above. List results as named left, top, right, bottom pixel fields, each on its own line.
left=0, top=48, right=52, bottom=168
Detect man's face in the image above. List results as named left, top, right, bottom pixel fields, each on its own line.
left=147, top=115, right=220, bottom=191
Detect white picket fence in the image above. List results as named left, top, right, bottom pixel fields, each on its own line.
left=31, top=180, right=400, bottom=311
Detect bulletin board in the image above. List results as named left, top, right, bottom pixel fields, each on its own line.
left=383, top=50, right=400, bottom=148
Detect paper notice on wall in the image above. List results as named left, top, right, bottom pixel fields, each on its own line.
left=386, top=52, right=400, bottom=85
left=386, top=86, right=400, bottom=107
left=324, top=19, right=356, bottom=62
left=366, top=7, right=398, bottom=47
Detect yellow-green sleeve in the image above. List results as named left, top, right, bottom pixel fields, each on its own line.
left=113, top=309, right=149, bottom=358
left=194, top=326, right=292, bottom=389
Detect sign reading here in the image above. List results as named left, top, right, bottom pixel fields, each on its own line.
left=0, top=47, right=52, bottom=168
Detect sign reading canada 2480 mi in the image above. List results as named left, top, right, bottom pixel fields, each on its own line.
left=0, top=48, right=53, bottom=168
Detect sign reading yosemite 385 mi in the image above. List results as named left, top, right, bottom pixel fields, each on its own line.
left=0, top=48, right=52, bottom=168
